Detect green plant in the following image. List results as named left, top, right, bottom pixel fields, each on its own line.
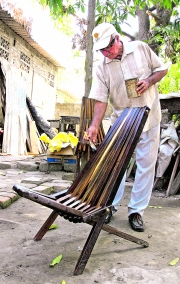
left=158, top=63, right=180, bottom=94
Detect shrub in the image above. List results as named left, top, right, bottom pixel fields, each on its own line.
left=158, top=63, right=180, bottom=94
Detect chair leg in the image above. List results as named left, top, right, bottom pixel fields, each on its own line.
left=102, top=224, right=149, bottom=247
left=34, top=210, right=59, bottom=241
left=87, top=221, right=149, bottom=247
left=74, top=213, right=107, bottom=275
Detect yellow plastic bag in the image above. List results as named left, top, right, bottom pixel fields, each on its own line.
left=68, top=132, right=78, bottom=147
left=39, top=133, right=51, bottom=144
left=39, top=132, right=78, bottom=153
left=48, top=139, right=63, bottom=152
left=52, top=132, right=69, bottom=143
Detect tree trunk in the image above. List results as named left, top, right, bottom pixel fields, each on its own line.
left=136, top=3, right=173, bottom=55
left=136, top=4, right=150, bottom=41
left=84, top=0, right=96, bottom=98
left=149, top=5, right=173, bottom=55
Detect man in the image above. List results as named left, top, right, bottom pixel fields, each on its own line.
left=86, top=23, right=168, bottom=232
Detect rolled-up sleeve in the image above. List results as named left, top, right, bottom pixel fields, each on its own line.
left=142, top=42, right=168, bottom=73
left=89, top=65, right=109, bottom=103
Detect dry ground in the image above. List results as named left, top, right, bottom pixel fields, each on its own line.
left=1, top=185, right=180, bottom=284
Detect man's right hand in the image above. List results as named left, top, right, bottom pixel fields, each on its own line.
left=83, top=100, right=107, bottom=143
left=84, top=125, right=98, bottom=143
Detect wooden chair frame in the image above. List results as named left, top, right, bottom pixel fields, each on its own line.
left=13, top=106, right=149, bottom=275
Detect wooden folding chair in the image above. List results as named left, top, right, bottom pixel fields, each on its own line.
left=13, top=106, right=149, bottom=275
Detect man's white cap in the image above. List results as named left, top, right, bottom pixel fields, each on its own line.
left=92, top=23, right=117, bottom=51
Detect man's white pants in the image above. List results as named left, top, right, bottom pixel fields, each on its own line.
left=112, top=123, right=160, bottom=216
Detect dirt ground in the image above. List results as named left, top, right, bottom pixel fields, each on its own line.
left=1, top=183, right=180, bottom=284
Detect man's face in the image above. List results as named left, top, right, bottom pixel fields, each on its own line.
left=99, top=35, right=120, bottom=59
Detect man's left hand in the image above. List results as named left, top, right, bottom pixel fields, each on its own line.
left=136, top=79, right=150, bottom=95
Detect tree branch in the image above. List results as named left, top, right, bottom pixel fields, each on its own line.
left=146, top=10, right=161, bottom=22
left=122, top=31, right=135, bottom=41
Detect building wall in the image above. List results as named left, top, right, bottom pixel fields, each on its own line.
left=56, top=88, right=81, bottom=104
left=55, top=102, right=113, bottom=119
left=0, top=20, right=58, bottom=121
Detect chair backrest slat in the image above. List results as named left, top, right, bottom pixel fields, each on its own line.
left=67, top=106, right=149, bottom=209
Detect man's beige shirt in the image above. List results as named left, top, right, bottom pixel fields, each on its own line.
left=89, top=40, right=167, bottom=132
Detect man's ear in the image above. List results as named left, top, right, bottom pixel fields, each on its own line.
left=115, top=35, right=120, bottom=42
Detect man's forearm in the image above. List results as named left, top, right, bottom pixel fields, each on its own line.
left=148, top=69, right=168, bottom=87
left=91, top=101, right=108, bottom=128
left=137, top=69, right=168, bottom=94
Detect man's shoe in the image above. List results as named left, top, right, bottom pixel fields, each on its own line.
left=129, top=213, right=144, bottom=232
left=104, top=209, right=112, bottom=224
left=104, top=206, right=117, bottom=224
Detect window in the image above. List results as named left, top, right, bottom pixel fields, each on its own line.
left=20, top=51, right=30, bottom=73
left=48, top=72, right=55, bottom=87
left=0, top=37, right=10, bottom=61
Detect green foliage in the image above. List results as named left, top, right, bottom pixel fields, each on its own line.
left=149, top=17, right=180, bottom=63
left=38, top=0, right=180, bottom=63
left=158, top=63, right=180, bottom=94
left=51, top=14, right=74, bottom=36
left=37, top=0, right=76, bottom=35
left=144, top=0, right=179, bottom=10
left=38, top=0, right=85, bottom=16
left=95, top=0, right=137, bottom=33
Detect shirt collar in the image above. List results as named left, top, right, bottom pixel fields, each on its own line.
left=104, top=40, right=135, bottom=63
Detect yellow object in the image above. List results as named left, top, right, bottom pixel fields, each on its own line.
left=53, top=132, right=69, bottom=143
left=49, top=224, right=58, bottom=230
left=50, top=254, right=63, bottom=267
left=68, top=132, right=78, bottom=147
left=49, top=139, right=63, bottom=152
left=39, top=133, right=51, bottom=144
left=39, top=132, right=78, bottom=153
left=169, top=257, right=179, bottom=266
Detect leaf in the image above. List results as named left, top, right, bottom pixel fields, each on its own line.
left=50, top=254, right=62, bottom=267
left=56, top=0, right=63, bottom=10
left=49, top=224, right=58, bottom=230
left=169, top=257, right=179, bottom=266
left=148, top=206, right=162, bottom=209
left=81, top=4, right=85, bottom=13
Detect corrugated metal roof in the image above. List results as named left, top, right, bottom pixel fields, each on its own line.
left=0, top=6, right=63, bottom=68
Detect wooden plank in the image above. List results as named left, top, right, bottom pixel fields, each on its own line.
left=29, top=120, right=39, bottom=154
left=169, top=170, right=180, bottom=196
left=18, top=115, right=28, bottom=155
left=166, top=152, right=180, bottom=196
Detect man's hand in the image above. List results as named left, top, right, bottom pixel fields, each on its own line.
left=83, top=100, right=107, bottom=143
left=136, top=69, right=168, bottom=95
left=136, top=79, right=150, bottom=95
left=83, top=131, right=97, bottom=151
left=84, top=125, right=98, bottom=143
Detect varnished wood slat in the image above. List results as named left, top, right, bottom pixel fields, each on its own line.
left=62, top=196, right=77, bottom=206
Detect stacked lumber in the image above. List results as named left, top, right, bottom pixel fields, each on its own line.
left=75, top=97, right=105, bottom=175
left=26, top=104, right=47, bottom=155
left=2, top=66, right=27, bottom=155
left=0, top=61, right=47, bottom=156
